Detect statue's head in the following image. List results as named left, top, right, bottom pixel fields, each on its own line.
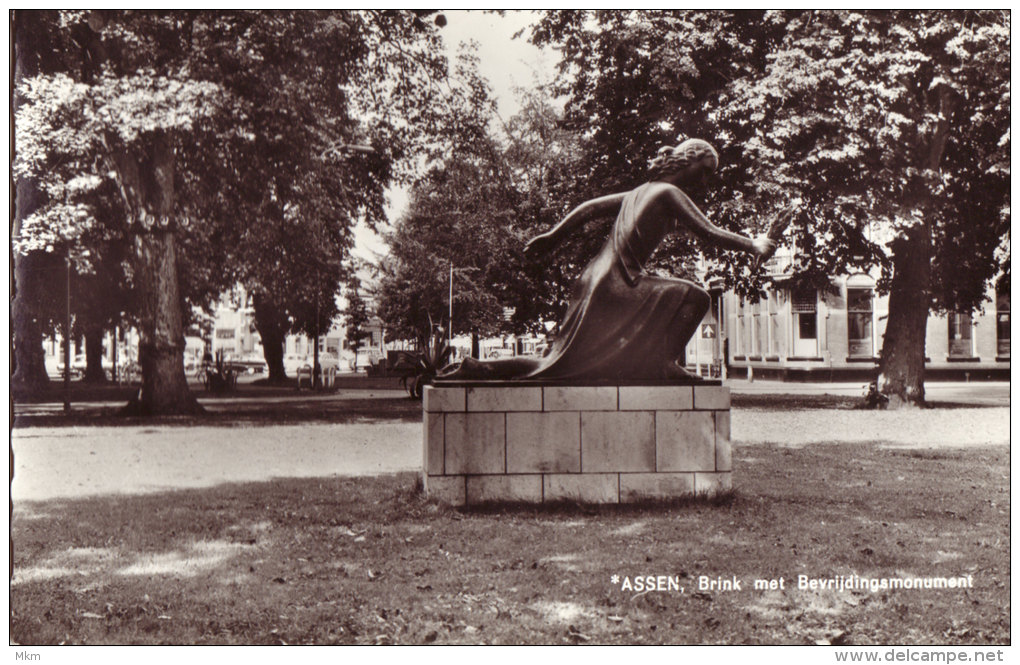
left=648, top=139, right=719, bottom=184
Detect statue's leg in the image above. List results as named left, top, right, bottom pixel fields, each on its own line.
left=663, top=282, right=712, bottom=378
left=439, top=355, right=543, bottom=380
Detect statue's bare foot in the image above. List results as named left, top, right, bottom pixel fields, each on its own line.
left=664, top=359, right=703, bottom=381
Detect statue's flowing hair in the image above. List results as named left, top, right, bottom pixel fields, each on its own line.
left=648, top=138, right=718, bottom=179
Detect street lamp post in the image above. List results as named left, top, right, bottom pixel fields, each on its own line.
left=449, top=261, right=454, bottom=348
left=63, top=253, right=71, bottom=413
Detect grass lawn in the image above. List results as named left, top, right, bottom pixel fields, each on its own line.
left=11, top=440, right=1009, bottom=645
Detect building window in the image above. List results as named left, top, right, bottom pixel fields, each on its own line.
left=997, top=290, right=1010, bottom=357
left=791, top=287, right=817, bottom=356
left=215, top=328, right=235, bottom=339
left=798, top=314, right=817, bottom=340
left=768, top=292, right=780, bottom=357
left=754, top=297, right=762, bottom=354
left=736, top=297, right=748, bottom=356
left=948, top=312, right=973, bottom=357
left=847, top=288, right=874, bottom=358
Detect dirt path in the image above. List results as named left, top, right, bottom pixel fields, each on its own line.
left=11, top=422, right=421, bottom=502
left=11, top=407, right=1008, bottom=503
left=735, top=407, right=1010, bottom=447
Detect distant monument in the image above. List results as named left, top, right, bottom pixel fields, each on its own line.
left=426, top=139, right=776, bottom=505
left=441, top=139, right=775, bottom=382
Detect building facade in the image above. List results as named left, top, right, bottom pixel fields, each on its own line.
left=683, top=251, right=1009, bottom=381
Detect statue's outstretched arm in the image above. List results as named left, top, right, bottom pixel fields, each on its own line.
left=525, top=193, right=626, bottom=256
left=666, top=187, right=772, bottom=256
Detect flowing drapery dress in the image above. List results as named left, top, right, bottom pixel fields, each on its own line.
left=463, top=182, right=706, bottom=381
left=522, top=183, right=705, bottom=379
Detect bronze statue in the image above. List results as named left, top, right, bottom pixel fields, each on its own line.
left=441, top=139, right=776, bottom=381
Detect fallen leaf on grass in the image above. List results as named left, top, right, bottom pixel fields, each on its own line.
left=607, top=615, right=624, bottom=623
left=79, top=612, right=104, bottom=619
left=567, top=625, right=591, bottom=642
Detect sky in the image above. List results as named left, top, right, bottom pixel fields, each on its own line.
left=351, top=10, right=555, bottom=266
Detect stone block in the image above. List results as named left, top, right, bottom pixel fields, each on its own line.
left=695, top=472, right=732, bottom=496
left=544, top=473, right=619, bottom=503
left=466, top=475, right=543, bottom=503
left=543, top=386, right=618, bottom=411
left=620, top=472, right=695, bottom=502
left=506, top=412, right=580, bottom=473
left=427, top=475, right=466, bottom=504
left=581, top=411, right=655, bottom=472
left=444, top=413, right=506, bottom=475
left=467, top=386, right=542, bottom=412
left=715, top=411, right=731, bottom=472
left=693, top=385, right=730, bottom=410
left=656, top=411, right=716, bottom=472
left=424, top=386, right=466, bottom=413
left=425, top=413, right=444, bottom=475
left=618, top=386, right=693, bottom=411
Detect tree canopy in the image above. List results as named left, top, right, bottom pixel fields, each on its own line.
left=375, top=83, right=581, bottom=344
left=531, top=9, right=1010, bottom=406
left=13, top=10, right=467, bottom=410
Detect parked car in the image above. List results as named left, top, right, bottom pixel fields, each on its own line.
left=354, top=348, right=384, bottom=372
left=283, top=354, right=309, bottom=375
left=233, top=353, right=268, bottom=375
left=317, top=352, right=341, bottom=370
left=55, top=354, right=87, bottom=378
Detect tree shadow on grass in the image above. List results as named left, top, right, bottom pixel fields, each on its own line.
left=730, top=394, right=1004, bottom=411
left=12, top=397, right=422, bottom=428
left=459, top=491, right=738, bottom=517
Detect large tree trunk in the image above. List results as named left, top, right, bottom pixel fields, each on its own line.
left=112, top=134, right=202, bottom=415
left=252, top=293, right=289, bottom=383
left=12, top=252, right=54, bottom=394
left=12, top=11, right=51, bottom=395
left=877, top=225, right=931, bottom=408
left=82, top=324, right=109, bottom=384
left=128, top=229, right=201, bottom=414
left=877, top=87, right=957, bottom=410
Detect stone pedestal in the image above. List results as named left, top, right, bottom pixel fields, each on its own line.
left=423, top=381, right=731, bottom=505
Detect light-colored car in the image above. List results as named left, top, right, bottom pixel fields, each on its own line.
left=55, top=353, right=87, bottom=378
left=317, top=352, right=341, bottom=370
left=236, top=353, right=269, bottom=375
left=283, top=354, right=309, bottom=375
left=353, top=348, right=383, bottom=372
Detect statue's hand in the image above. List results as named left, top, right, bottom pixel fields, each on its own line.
left=524, top=232, right=556, bottom=257
left=752, top=236, right=777, bottom=259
